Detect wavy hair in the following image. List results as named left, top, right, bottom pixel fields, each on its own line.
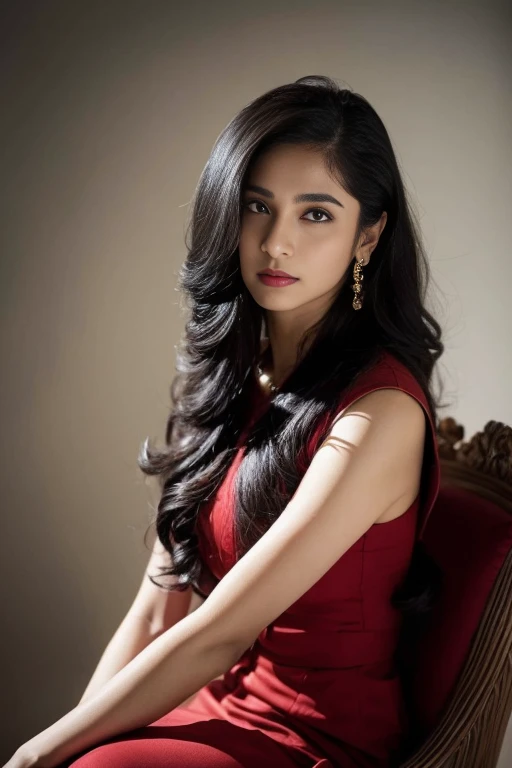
left=138, top=75, right=446, bottom=616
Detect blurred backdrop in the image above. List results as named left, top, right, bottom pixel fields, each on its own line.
left=1, top=0, right=511, bottom=763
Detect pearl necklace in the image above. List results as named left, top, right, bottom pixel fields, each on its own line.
left=255, top=360, right=279, bottom=394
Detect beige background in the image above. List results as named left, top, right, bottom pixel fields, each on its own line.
left=1, top=0, right=511, bottom=763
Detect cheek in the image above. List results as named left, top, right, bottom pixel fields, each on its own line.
left=238, top=241, right=248, bottom=274
left=312, top=241, right=349, bottom=275
left=238, top=238, right=258, bottom=286
left=238, top=228, right=260, bottom=268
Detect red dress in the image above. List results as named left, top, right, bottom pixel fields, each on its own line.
left=64, top=351, right=440, bottom=768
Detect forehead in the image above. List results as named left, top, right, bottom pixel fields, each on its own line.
left=243, top=143, right=356, bottom=211
left=246, top=144, right=332, bottom=182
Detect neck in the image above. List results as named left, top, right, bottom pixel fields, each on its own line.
left=257, top=339, right=312, bottom=395
left=262, top=295, right=332, bottom=384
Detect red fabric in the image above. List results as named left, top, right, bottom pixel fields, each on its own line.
left=60, top=714, right=304, bottom=767
left=410, top=485, right=512, bottom=735
left=64, top=351, right=441, bottom=768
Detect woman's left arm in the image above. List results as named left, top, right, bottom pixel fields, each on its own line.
left=6, top=609, right=243, bottom=768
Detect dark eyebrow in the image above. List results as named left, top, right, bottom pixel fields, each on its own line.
left=243, top=184, right=344, bottom=208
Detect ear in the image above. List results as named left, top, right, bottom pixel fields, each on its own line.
left=358, top=211, right=387, bottom=265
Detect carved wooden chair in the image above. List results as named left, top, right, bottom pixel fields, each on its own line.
left=399, top=417, right=512, bottom=768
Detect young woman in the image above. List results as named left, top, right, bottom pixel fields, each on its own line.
left=7, top=75, right=445, bottom=768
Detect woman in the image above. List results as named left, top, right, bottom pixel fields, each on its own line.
left=6, top=75, right=445, bottom=768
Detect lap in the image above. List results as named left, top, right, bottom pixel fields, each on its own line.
left=58, top=714, right=303, bottom=768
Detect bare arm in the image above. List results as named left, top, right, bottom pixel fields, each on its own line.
left=19, top=598, right=243, bottom=767
left=79, top=535, right=206, bottom=706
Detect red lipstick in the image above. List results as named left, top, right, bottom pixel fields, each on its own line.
left=258, top=268, right=299, bottom=287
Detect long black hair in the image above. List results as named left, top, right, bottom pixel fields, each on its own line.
left=138, top=75, right=446, bottom=615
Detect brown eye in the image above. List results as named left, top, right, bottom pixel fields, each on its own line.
left=302, top=208, right=332, bottom=223
left=244, top=200, right=269, bottom=214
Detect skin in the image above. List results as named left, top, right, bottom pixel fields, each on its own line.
left=239, top=143, right=388, bottom=386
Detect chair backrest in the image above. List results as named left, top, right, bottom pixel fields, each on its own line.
left=403, top=417, right=512, bottom=764
left=414, top=482, right=512, bottom=730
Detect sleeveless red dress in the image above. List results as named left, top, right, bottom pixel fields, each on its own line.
left=64, top=350, right=440, bottom=768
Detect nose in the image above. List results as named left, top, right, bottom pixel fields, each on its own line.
left=260, top=216, right=294, bottom=258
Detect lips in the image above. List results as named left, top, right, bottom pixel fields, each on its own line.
left=259, top=269, right=298, bottom=279
left=258, top=274, right=299, bottom=287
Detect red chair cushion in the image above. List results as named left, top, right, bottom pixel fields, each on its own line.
left=412, top=484, right=512, bottom=734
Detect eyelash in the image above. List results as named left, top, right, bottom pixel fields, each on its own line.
left=243, top=199, right=333, bottom=223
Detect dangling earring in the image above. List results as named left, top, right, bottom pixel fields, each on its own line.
left=352, top=257, right=365, bottom=310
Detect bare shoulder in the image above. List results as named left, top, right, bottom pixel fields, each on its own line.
left=324, top=387, right=426, bottom=523
left=328, top=386, right=426, bottom=444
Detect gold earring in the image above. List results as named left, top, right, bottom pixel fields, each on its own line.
left=352, top=257, right=365, bottom=310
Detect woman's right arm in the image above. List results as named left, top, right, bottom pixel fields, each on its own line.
left=78, top=536, right=205, bottom=706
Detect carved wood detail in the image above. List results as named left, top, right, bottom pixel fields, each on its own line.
left=436, top=417, right=512, bottom=510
